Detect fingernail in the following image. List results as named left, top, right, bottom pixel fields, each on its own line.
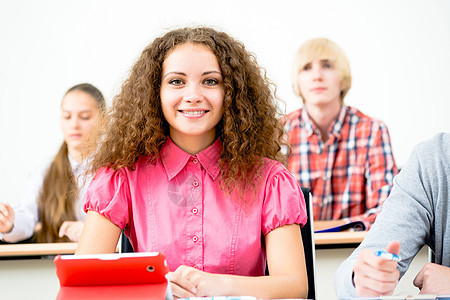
left=191, top=287, right=197, bottom=294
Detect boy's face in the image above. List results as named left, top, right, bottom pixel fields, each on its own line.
left=297, top=59, right=342, bottom=107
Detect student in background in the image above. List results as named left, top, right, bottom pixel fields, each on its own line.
left=335, top=133, right=450, bottom=297
left=0, top=83, right=105, bottom=243
left=76, top=27, right=308, bottom=298
left=285, top=38, right=398, bottom=230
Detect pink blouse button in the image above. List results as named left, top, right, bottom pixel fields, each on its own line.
left=193, top=158, right=198, bottom=164
left=192, top=235, right=198, bottom=242
left=192, top=207, right=198, bottom=214
left=193, top=181, right=199, bottom=187
left=193, top=265, right=199, bottom=269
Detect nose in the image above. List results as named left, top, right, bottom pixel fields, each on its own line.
left=69, top=116, right=81, bottom=129
left=183, top=83, right=205, bottom=103
left=311, top=65, right=323, bottom=81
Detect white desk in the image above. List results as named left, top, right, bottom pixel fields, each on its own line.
left=0, top=258, right=59, bottom=300
left=0, top=233, right=429, bottom=300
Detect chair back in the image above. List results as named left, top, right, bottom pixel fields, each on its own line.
left=300, top=187, right=316, bottom=300
left=120, top=230, right=134, bottom=253
left=264, top=187, right=316, bottom=299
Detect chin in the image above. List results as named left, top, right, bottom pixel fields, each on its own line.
left=309, top=98, right=337, bottom=106
left=67, top=142, right=81, bottom=151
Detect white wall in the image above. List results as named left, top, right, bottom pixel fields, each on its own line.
left=1, top=0, right=450, bottom=205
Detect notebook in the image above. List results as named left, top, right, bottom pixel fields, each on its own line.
left=54, top=252, right=172, bottom=300
left=314, top=220, right=366, bottom=233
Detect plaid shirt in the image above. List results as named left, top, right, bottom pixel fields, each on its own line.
left=286, top=105, right=398, bottom=227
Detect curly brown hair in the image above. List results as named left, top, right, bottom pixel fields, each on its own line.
left=88, top=27, right=288, bottom=196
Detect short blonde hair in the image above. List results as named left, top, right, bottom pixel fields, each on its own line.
left=292, top=38, right=352, bottom=102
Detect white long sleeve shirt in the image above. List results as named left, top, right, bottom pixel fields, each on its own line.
left=0, top=155, right=90, bottom=243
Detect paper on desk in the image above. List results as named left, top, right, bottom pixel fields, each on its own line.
left=180, top=297, right=310, bottom=300
left=340, top=294, right=450, bottom=300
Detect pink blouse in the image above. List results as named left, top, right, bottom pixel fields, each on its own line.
left=84, top=138, right=306, bottom=276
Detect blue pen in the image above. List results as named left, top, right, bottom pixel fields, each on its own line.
left=374, top=250, right=401, bottom=262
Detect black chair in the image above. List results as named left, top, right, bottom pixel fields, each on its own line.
left=120, top=187, right=316, bottom=299
left=264, top=187, right=316, bottom=299
left=300, top=187, right=316, bottom=300
left=120, top=230, right=134, bottom=253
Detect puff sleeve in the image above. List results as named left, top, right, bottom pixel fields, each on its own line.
left=83, top=167, right=131, bottom=230
left=261, top=164, right=307, bottom=236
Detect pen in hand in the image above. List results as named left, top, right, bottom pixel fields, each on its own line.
left=374, top=250, right=402, bottom=262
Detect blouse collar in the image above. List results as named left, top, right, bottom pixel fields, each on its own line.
left=160, top=137, right=222, bottom=181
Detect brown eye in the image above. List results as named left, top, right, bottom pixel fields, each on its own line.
left=203, top=78, right=219, bottom=86
left=169, top=79, right=184, bottom=86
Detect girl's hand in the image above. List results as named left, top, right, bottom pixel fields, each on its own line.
left=0, top=202, right=15, bottom=234
left=59, top=221, right=84, bottom=242
left=168, top=265, right=227, bottom=299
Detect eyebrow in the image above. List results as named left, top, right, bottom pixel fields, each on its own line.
left=162, top=70, right=222, bottom=79
left=303, top=59, right=333, bottom=68
left=61, top=109, right=93, bottom=114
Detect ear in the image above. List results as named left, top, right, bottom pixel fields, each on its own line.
left=300, top=95, right=306, bottom=104
left=339, top=77, right=347, bottom=102
left=340, top=90, right=346, bottom=103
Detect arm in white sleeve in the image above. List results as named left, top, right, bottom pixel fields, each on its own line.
left=0, top=163, right=49, bottom=243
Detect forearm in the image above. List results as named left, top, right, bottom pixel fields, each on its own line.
left=75, top=211, right=121, bottom=254
left=1, top=209, right=35, bottom=243
left=219, top=273, right=307, bottom=299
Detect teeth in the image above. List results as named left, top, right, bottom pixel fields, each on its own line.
left=181, top=110, right=206, bottom=115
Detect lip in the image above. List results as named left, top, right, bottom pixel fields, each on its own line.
left=69, top=134, right=82, bottom=140
left=178, top=109, right=209, bottom=118
left=311, top=87, right=327, bottom=92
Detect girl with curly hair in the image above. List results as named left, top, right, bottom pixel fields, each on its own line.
left=76, top=27, right=308, bottom=298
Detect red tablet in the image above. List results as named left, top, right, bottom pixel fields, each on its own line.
left=54, top=252, right=171, bottom=300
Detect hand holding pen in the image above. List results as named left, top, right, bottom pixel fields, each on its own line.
left=352, top=241, right=401, bottom=297
left=374, top=250, right=402, bottom=262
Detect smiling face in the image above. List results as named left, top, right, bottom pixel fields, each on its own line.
left=297, top=59, right=342, bottom=108
left=160, top=43, right=225, bottom=154
left=60, top=90, right=101, bottom=159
